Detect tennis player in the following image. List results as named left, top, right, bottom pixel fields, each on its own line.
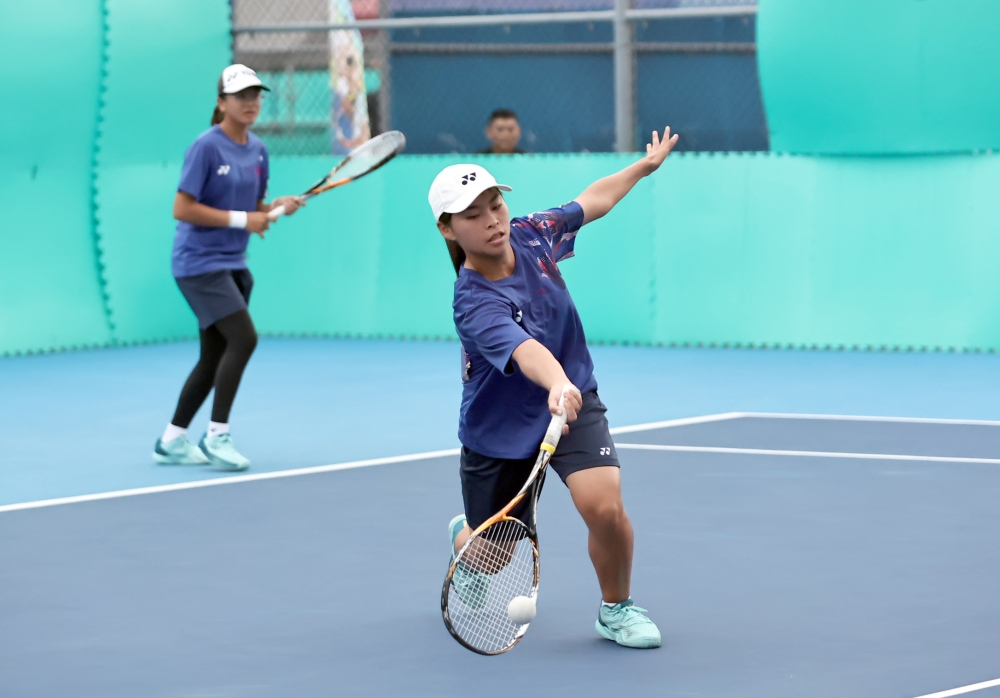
left=153, top=64, right=304, bottom=470
left=429, top=127, right=678, bottom=649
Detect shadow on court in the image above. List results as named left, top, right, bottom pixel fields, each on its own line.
left=1, top=416, right=998, bottom=697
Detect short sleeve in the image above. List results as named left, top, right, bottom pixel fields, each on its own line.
left=177, top=139, right=214, bottom=200
left=522, top=201, right=585, bottom=263
left=455, top=294, right=531, bottom=375
left=258, top=147, right=270, bottom=201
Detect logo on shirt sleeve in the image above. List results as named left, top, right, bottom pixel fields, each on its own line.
left=537, top=254, right=566, bottom=289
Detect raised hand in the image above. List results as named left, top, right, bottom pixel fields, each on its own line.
left=643, top=127, right=679, bottom=174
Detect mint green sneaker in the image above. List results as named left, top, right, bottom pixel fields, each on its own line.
left=596, top=599, right=662, bottom=649
left=449, top=514, right=467, bottom=557
left=198, top=433, right=250, bottom=471
left=448, top=514, right=491, bottom=610
left=153, top=436, right=210, bottom=465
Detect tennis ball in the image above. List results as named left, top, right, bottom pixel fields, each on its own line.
left=506, top=595, right=537, bottom=625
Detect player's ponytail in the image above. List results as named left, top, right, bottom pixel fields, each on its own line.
left=439, top=213, right=465, bottom=275
left=211, top=76, right=225, bottom=125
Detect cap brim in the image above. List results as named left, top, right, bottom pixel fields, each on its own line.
left=223, top=80, right=270, bottom=94
left=441, top=181, right=513, bottom=215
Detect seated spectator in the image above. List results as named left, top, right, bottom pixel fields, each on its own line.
left=479, top=109, right=526, bottom=154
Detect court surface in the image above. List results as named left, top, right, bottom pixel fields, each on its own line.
left=3, top=411, right=1000, bottom=697
left=2, top=340, right=1000, bottom=697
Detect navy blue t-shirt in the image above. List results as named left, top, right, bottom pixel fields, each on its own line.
left=172, top=125, right=269, bottom=278
left=453, top=201, right=598, bottom=459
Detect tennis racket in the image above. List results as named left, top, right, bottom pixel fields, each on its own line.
left=441, top=389, right=574, bottom=655
left=267, top=130, right=406, bottom=220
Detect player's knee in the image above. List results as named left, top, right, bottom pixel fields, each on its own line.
left=232, top=329, right=257, bottom=358
left=582, top=497, right=625, bottom=527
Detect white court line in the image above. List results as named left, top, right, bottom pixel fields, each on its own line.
left=915, top=677, right=1000, bottom=698
left=5, top=410, right=1000, bottom=514
left=743, top=412, right=1000, bottom=427
left=0, top=412, right=741, bottom=515
left=0, top=449, right=460, bottom=514
left=608, top=411, right=745, bottom=434
left=615, top=443, right=1000, bottom=465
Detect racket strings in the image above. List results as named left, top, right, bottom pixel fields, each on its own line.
left=334, top=132, right=405, bottom=181
left=446, top=518, right=537, bottom=654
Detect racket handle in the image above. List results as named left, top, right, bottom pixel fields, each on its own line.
left=541, top=387, right=575, bottom=451
left=267, top=204, right=287, bottom=221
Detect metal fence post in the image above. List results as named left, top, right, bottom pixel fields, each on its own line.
left=613, top=0, right=633, bottom=152
left=377, top=0, right=392, bottom=133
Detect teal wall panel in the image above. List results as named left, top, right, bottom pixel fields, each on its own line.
left=0, top=1, right=113, bottom=354
left=251, top=152, right=1000, bottom=351
left=250, top=155, right=659, bottom=342
left=758, top=0, right=1000, bottom=154
left=652, top=153, right=1000, bottom=348
left=94, top=0, right=231, bottom=343
left=247, top=158, right=383, bottom=336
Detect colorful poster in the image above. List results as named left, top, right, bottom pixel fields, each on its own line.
left=329, top=0, right=371, bottom=154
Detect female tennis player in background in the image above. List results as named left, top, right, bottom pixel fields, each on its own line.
left=153, top=64, right=304, bottom=471
left=429, top=127, right=678, bottom=648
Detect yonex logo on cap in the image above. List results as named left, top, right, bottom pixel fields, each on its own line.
left=427, top=164, right=511, bottom=220
left=220, top=64, right=268, bottom=95
left=225, top=66, right=257, bottom=87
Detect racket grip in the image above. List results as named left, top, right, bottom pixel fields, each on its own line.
left=541, top=387, right=574, bottom=451
left=267, top=205, right=287, bottom=221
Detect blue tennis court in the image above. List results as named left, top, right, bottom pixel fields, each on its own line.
left=2, top=341, right=999, bottom=698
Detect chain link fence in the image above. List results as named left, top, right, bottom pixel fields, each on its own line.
left=232, top=0, right=765, bottom=155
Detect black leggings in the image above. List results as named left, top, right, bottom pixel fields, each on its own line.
left=171, top=310, right=258, bottom=428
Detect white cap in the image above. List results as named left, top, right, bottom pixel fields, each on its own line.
left=220, top=64, right=270, bottom=94
left=428, top=164, right=512, bottom=221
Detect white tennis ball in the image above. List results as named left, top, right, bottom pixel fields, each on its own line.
left=507, top=595, right=537, bottom=625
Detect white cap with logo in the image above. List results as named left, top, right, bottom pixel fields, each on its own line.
left=220, top=64, right=270, bottom=94
left=428, top=164, right=513, bottom=221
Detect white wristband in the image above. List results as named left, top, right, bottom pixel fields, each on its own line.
left=228, top=210, right=248, bottom=229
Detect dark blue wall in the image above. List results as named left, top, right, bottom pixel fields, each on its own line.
left=389, top=15, right=768, bottom=153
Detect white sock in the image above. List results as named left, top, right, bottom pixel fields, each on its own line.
left=162, top=424, right=187, bottom=443
left=208, top=421, right=230, bottom=437
left=602, top=601, right=617, bottom=607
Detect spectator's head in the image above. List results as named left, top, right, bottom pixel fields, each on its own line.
left=484, top=109, right=522, bottom=154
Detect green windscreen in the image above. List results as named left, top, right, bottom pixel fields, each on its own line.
left=0, top=1, right=113, bottom=355
left=238, top=152, right=1000, bottom=351
left=758, top=0, right=1000, bottom=154
left=94, top=0, right=231, bottom=345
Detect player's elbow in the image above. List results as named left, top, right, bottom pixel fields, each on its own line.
left=173, top=193, right=194, bottom=221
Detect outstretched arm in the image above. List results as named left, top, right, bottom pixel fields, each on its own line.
left=575, top=127, right=679, bottom=225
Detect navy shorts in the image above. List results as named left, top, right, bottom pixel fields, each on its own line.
left=175, top=269, right=254, bottom=330
left=460, top=390, right=620, bottom=529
